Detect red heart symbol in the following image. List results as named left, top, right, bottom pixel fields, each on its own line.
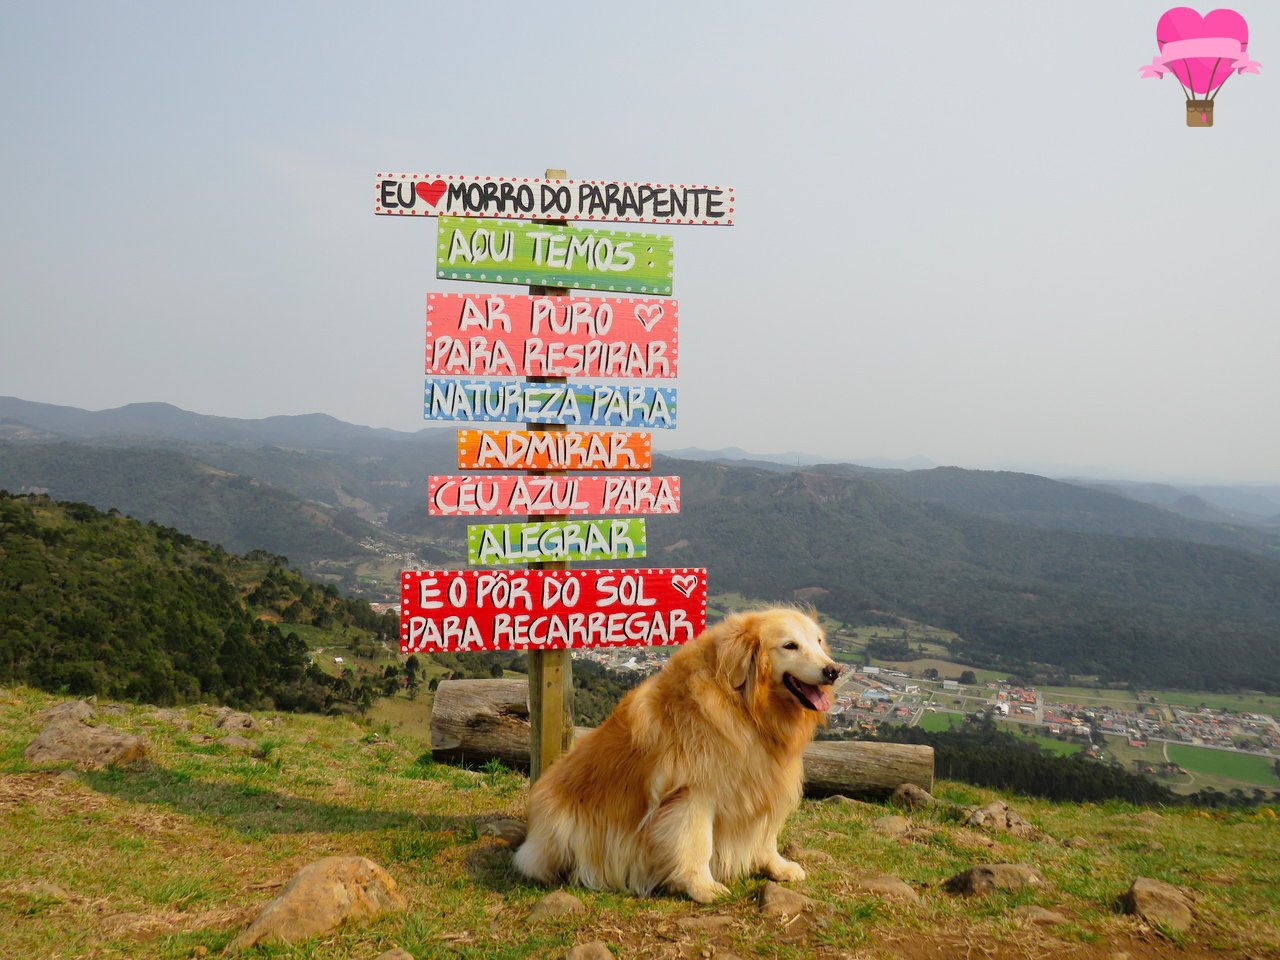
left=415, top=179, right=447, bottom=207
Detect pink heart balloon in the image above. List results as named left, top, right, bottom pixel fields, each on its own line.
left=1157, top=7, right=1250, bottom=94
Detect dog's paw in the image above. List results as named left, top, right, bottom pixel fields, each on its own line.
left=765, top=857, right=807, bottom=883
left=684, top=878, right=730, bottom=903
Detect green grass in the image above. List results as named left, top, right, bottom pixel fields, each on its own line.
left=1147, top=690, right=1280, bottom=715
left=2, top=685, right=1278, bottom=959
left=1167, top=744, right=1280, bottom=786
left=916, top=712, right=958, bottom=732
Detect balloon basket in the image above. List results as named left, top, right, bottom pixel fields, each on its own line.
left=1186, top=100, right=1214, bottom=127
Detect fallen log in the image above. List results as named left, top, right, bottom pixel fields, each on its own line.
left=431, top=678, right=933, bottom=798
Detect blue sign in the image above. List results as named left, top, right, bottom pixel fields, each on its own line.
left=424, top=378, right=676, bottom=429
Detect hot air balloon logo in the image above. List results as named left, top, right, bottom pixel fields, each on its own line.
left=1141, top=7, right=1261, bottom=126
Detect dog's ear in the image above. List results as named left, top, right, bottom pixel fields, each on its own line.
left=715, top=613, right=761, bottom=691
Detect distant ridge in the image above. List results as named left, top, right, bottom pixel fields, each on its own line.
left=659, top=444, right=937, bottom=471
left=0, top=396, right=439, bottom=453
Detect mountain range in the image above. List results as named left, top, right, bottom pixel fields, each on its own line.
left=2, top=395, right=1278, bottom=692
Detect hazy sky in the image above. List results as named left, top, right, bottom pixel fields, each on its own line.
left=2, top=2, right=1277, bottom=483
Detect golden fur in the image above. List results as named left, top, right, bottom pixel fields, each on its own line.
left=513, top=607, right=841, bottom=902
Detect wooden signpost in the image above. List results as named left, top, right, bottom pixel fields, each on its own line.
left=401, top=569, right=708, bottom=652
left=467, top=518, right=647, bottom=565
left=426, top=293, right=678, bottom=379
left=425, top=379, right=676, bottom=428
left=437, top=218, right=674, bottom=295
left=381, top=163, right=733, bottom=782
left=427, top=475, right=681, bottom=517
left=376, top=173, right=734, bottom=225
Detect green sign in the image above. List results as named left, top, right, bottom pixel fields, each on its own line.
left=467, top=518, right=647, bottom=566
left=437, top=218, right=674, bottom=295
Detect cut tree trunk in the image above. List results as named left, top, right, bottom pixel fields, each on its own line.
left=430, top=679, right=933, bottom=798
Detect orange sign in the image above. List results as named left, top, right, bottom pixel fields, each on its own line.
left=457, top=430, right=652, bottom=471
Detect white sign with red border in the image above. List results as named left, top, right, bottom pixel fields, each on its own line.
left=376, top=173, right=734, bottom=226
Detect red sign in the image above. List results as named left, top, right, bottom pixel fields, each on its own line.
left=458, top=430, right=652, bottom=471
left=427, top=293, right=677, bottom=378
left=400, top=568, right=708, bottom=652
left=428, top=475, right=681, bottom=517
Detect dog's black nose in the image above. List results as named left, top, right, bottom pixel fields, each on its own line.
left=822, top=664, right=841, bottom=684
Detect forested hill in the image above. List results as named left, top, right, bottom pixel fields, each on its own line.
left=0, top=493, right=396, bottom=707
left=0, top=443, right=383, bottom=566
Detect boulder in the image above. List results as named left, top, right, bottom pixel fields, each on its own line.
left=758, top=881, right=816, bottom=918
left=24, top=720, right=147, bottom=770
left=40, top=700, right=94, bottom=724
left=527, top=890, right=586, bottom=922
left=218, top=736, right=257, bottom=753
left=943, top=864, right=1046, bottom=896
left=966, top=801, right=1039, bottom=839
left=890, top=783, right=937, bottom=810
left=872, top=815, right=911, bottom=836
left=1120, top=877, right=1195, bottom=932
left=215, top=707, right=258, bottom=732
left=566, top=943, right=612, bottom=960
left=229, top=856, right=406, bottom=948
left=1013, top=905, right=1068, bottom=925
left=376, top=950, right=415, bottom=960
left=851, top=875, right=920, bottom=902
left=480, top=818, right=527, bottom=846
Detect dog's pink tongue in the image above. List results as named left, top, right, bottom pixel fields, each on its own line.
left=800, top=682, right=832, bottom=712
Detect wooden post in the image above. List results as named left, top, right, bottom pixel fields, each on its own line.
left=527, top=167, right=573, bottom=782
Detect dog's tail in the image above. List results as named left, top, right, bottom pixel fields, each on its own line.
left=512, top=789, right=573, bottom=884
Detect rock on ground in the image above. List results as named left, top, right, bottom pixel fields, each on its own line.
left=758, top=881, right=816, bottom=917
left=966, top=801, right=1039, bottom=839
left=1014, top=905, right=1068, bottom=925
left=943, top=864, right=1047, bottom=896
left=527, top=890, right=586, bottom=922
left=1121, top=877, right=1195, bottom=932
left=39, top=700, right=94, bottom=724
left=149, top=709, right=193, bottom=731
left=890, top=783, right=937, bottom=810
left=566, top=943, right=612, bottom=960
left=851, top=875, right=920, bottom=902
left=480, top=818, right=527, bottom=846
left=229, top=856, right=406, bottom=948
left=676, top=914, right=735, bottom=933
left=218, top=736, right=257, bottom=753
left=872, top=815, right=911, bottom=836
left=214, top=707, right=258, bottom=732
left=24, top=719, right=147, bottom=770
left=376, top=950, right=416, bottom=960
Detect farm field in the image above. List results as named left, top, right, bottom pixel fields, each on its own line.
left=916, top=711, right=958, bottom=732
left=872, top=659, right=1011, bottom=684
left=1167, top=744, right=1280, bottom=787
left=1150, top=690, right=1280, bottom=715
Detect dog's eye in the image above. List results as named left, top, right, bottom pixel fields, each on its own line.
left=782, top=641, right=799, bottom=650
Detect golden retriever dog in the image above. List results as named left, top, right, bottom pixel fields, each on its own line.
left=513, top=607, right=843, bottom=902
